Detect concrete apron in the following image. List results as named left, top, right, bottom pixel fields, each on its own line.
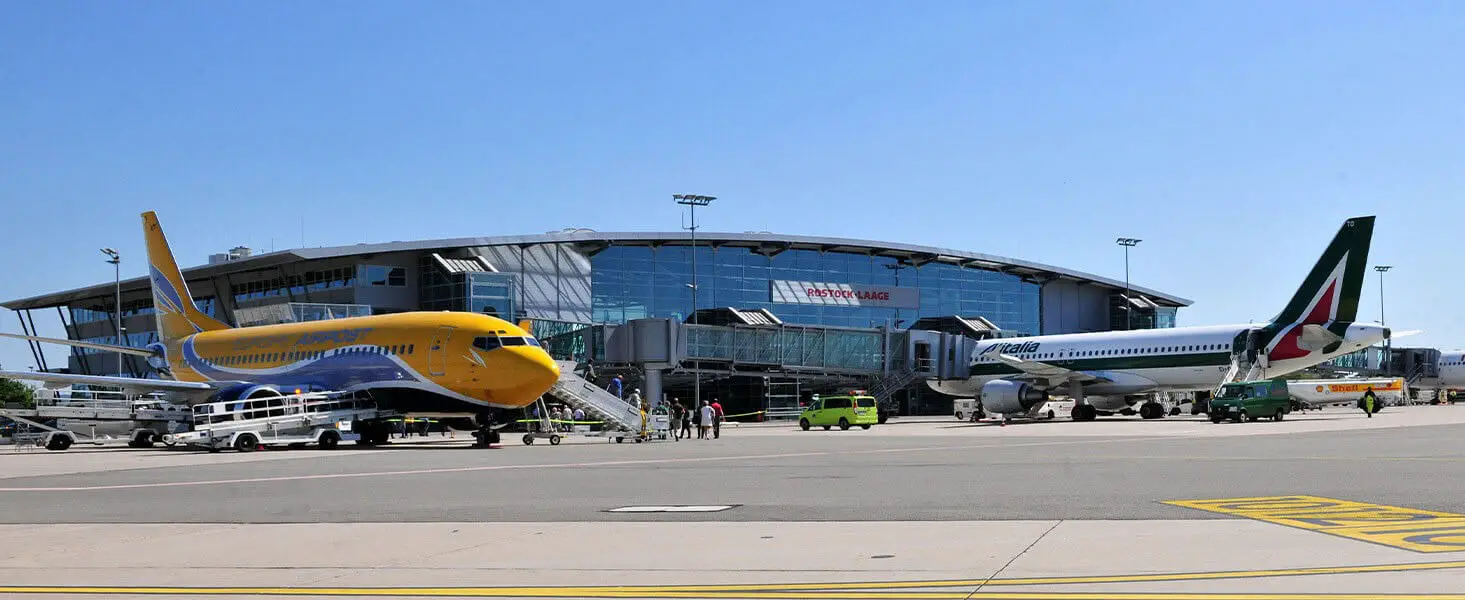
left=1, top=520, right=1463, bottom=596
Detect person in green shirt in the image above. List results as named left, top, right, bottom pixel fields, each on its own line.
left=1360, top=387, right=1378, bottom=418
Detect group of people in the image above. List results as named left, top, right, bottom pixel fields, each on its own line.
left=667, top=398, right=722, bottom=440
left=604, top=374, right=727, bottom=440
left=532, top=404, right=584, bottom=432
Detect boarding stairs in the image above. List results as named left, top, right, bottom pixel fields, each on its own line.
left=868, top=362, right=928, bottom=418
left=545, top=361, right=644, bottom=435
left=1214, top=354, right=1265, bottom=397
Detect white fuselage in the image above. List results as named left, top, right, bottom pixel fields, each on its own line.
left=1416, top=351, right=1465, bottom=390
left=929, top=322, right=1389, bottom=410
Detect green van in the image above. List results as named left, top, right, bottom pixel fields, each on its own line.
left=1209, top=378, right=1292, bottom=423
left=799, top=394, right=879, bottom=431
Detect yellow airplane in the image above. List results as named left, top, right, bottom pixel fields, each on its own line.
left=0, top=212, right=561, bottom=446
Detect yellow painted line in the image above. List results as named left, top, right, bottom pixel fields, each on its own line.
left=4, top=590, right=1465, bottom=599
left=0, top=558, right=1462, bottom=596
left=1164, top=495, right=1465, bottom=553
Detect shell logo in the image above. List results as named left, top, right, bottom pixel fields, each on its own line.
left=1315, top=385, right=1324, bottom=392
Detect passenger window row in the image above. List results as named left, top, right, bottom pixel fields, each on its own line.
left=202, top=344, right=416, bottom=367
left=977, top=343, right=1230, bottom=363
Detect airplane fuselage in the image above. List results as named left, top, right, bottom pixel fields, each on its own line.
left=930, top=323, right=1389, bottom=408
left=157, top=311, right=560, bottom=414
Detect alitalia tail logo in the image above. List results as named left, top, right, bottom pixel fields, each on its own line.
left=1267, top=251, right=1349, bottom=361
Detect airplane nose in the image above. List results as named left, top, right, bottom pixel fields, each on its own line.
left=485, top=346, right=561, bottom=407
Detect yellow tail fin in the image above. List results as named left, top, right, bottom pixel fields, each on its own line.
left=142, top=211, right=231, bottom=342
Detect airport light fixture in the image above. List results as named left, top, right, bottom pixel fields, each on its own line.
left=674, top=194, right=716, bottom=410
left=884, top=263, right=907, bottom=328
left=1115, top=238, right=1142, bottom=330
left=100, top=248, right=124, bottom=375
left=1375, top=265, right=1392, bottom=372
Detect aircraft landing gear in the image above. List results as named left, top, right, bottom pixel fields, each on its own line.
left=1068, top=381, right=1097, bottom=421
left=472, top=411, right=501, bottom=448
left=1139, top=401, right=1166, bottom=420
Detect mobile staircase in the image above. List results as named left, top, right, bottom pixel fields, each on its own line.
left=545, top=361, right=649, bottom=442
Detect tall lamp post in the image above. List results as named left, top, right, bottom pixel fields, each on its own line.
left=1375, top=265, right=1392, bottom=373
left=883, top=263, right=907, bottom=328
left=674, top=194, right=716, bottom=410
left=100, top=248, right=123, bottom=375
left=1115, top=238, right=1142, bottom=330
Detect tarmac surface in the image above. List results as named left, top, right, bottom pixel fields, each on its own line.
left=3, top=404, right=1465, bottom=598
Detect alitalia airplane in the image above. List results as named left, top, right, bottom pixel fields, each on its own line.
left=0, top=212, right=561, bottom=445
left=929, top=216, right=1402, bottom=422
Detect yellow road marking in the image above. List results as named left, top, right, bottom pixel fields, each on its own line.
left=1164, top=495, right=1465, bottom=553
left=4, top=590, right=1465, bottom=599
left=2, top=559, right=1465, bottom=597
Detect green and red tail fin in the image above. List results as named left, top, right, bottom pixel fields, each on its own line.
left=143, top=211, right=232, bottom=343
left=1269, top=215, right=1374, bottom=328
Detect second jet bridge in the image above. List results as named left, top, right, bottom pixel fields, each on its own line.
left=589, top=316, right=985, bottom=415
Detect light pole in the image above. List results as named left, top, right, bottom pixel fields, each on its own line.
left=883, top=263, right=907, bottom=328
left=1115, top=238, right=1141, bottom=330
left=1375, top=265, right=1392, bottom=373
left=100, top=248, right=123, bottom=376
left=674, top=194, right=715, bottom=410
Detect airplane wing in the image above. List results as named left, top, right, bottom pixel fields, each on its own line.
left=0, top=332, right=154, bottom=356
left=988, top=353, right=1106, bottom=388
left=0, top=370, right=218, bottom=395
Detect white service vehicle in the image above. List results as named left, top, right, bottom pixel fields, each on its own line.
left=1287, top=378, right=1406, bottom=409
left=163, top=392, right=384, bottom=452
left=955, top=398, right=1071, bottom=422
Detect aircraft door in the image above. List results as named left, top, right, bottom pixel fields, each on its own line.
left=429, top=326, right=454, bottom=377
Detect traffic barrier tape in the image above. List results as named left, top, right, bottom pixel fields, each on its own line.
left=1165, top=495, right=1465, bottom=552
left=514, top=419, right=605, bottom=425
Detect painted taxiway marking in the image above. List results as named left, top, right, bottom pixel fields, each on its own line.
left=5, top=589, right=1465, bottom=599
left=0, top=436, right=1156, bottom=492
left=5, top=560, right=1465, bottom=597
left=1165, top=495, right=1465, bottom=553
left=607, top=505, right=737, bottom=513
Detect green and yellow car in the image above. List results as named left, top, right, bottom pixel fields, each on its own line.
left=799, top=394, right=879, bottom=431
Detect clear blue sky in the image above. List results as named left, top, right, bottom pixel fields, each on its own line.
left=3, top=0, right=1463, bottom=371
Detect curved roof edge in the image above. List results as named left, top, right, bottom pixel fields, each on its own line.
left=2, top=231, right=1192, bottom=310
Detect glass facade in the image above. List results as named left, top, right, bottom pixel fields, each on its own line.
left=420, top=256, right=518, bottom=318
left=231, top=267, right=355, bottom=304
left=590, top=245, right=1041, bottom=334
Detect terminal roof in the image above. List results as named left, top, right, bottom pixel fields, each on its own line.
left=2, top=231, right=1191, bottom=309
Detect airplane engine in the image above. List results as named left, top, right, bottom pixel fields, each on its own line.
left=213, top=384, right=283, bottom=402
left=980, top=380, right=1048, bottom=414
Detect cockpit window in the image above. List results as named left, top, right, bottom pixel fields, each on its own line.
left=524, top=337, right=541, bottom=347
left=500, top=337, right=527, bottom=346
left=473, top=336, right=501, bottom=351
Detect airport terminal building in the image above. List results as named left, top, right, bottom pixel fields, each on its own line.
left=4, top=231, right=1190, bottom=415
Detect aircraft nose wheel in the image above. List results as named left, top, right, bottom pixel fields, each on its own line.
left=1070, top=404, right=1098, bottom=422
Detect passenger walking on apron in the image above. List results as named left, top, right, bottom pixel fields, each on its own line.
left=698, top=401, right=715, bottom=441
left=677, top=400, right=692, bottom=440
